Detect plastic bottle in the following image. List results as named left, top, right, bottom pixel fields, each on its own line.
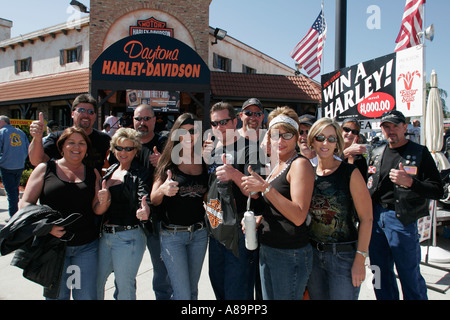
left=244, top=210, right=258, bottom=250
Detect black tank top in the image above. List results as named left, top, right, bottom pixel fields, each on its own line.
left=40, top=160, right=98, bottom=246
left=260, top=156, right=309, bottom=249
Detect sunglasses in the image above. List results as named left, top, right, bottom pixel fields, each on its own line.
left=75, top=108, right=95, bottom=115
left=114, top=146, right=136, bottom=152
left=243, top=111, right=263, bottom=117
left=342, top=127, right=360, bottom=135
left=299, top=129, right=309, bottom=136
left=134, top=116, right=153, bottom=121
left=270, top=132, right=295, bottom=140
left=314, top=135, right=338, bottom=143
left=211, top=119, right=232, bottom=127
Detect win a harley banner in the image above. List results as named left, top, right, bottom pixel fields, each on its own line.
left=321, top=46, right=423, bottom=122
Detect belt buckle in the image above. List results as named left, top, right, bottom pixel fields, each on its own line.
left=316, top=242, right=324, bottom=252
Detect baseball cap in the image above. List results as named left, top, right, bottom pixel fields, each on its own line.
left=242, top=98, right=263, bottom=111
left=298, top=114, right=316, bottom=126
left=381, top=110, right=406, bottom=125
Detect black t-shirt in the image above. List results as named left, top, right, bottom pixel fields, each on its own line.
left=139, top=134, right=167, bottom=184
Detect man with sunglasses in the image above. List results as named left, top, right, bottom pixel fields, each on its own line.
left=367, top=110, right=443, bottom=300
left=297, top=114, right=317, bottom=163
left=237, top=98, right=265, bottom=142
left=341, top=118, right=368, bottom=182
left=29, top=94, right=111, bottom=173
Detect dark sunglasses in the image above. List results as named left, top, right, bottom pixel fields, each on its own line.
left=270, top=132, right=295, bottom=140
left=114, top=146, right=136, bottom=152
left=243, top=111, right=263, bottom=117
left=314, top=135, right=338, bottom=143
left=299, top=129, right=309, bottom=136
left=75, top=108, right=95, bottom=115
left=342, top=127, right=360, bottom=135
left=134, top=116, right=153, bottom=121
left=211, top=118, right=232, bottom=127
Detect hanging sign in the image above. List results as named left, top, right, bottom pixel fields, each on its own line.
left=129, top=17, right=174, bottom=37
left=321, top=46, right=423, bottom=121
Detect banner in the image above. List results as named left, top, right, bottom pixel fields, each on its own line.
left=321, top=46, right=423, bottom=121
left=126, top=90, right=180, bottom=112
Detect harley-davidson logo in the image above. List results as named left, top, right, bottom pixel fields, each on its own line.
left=130, top=17, right=174, bottom=37
left=205, top=199, right=223, bottom=229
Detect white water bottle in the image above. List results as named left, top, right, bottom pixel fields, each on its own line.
left=244, top=210, right=258, bottom=250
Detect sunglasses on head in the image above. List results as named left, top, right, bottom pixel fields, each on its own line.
left=211, top=118, right=232, bottom=127
left=114, top=146, right=136, bottom=152
left=134, top=116, right=153, bottom=121
left=243, top=111, right=263, bottom=118
left=314, top=135, right=338, bottom=143
left=270, top=132, right=295, bottom=140
left=75, top=108, right=95, bottom=115
left=342, top=127, right=360, bottom=135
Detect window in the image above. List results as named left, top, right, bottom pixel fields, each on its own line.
left=213, top=53, right=232, bottom=72
left=14, top=57, right=32, bottom=73
left=243, top=65, right=256, bottom=74
left=60, top=45, right=82, bottom=65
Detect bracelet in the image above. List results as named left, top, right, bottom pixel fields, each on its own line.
left=262, top=184, right=272, bottom=196
left=356, top=250, right=368, bottom=258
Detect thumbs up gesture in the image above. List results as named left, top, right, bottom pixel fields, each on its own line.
left=30, top=112, right=46, bottom=139
left=97, top=180, right=111, bottom=205
left=202, top=132, right=215, bottom=163
left=149, top=146, right=161, bottom=167
left=216, top=153, right=235, bottom=182
left=242, top=165, right=268, bottom=194
left=162, top=170, right=179, bottom=197
left=136, top=195, right=150, bottom=221
left=389, top=162, right=413, bottom=188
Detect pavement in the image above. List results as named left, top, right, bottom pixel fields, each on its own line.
left=0, top=193, right=449, bottom=300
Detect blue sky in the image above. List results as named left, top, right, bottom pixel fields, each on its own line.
left=3, top=0, right=449, bottom=106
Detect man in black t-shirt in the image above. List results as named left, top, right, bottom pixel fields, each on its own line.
left=367, top=110, right=443, bottom=300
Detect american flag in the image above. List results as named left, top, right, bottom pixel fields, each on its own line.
left=394, top=0, right=426, bottom=52
left=290, top=10, right=327, bottom=79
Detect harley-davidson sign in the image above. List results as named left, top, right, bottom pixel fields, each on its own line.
left=130, top=17, right=174, bottom=37
left=321, top=46, right=423, bottom=121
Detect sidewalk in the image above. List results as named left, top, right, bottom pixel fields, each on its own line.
left=0, top=193, right=449, bottom=300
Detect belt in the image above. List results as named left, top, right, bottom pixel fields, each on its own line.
left=161, top=222, right=204, bottom=233
left=311, top=240, right=357, bottom=253
left=103, top=224, right=139, bottom=233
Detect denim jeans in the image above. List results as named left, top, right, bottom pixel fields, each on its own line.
left=51, top=239, right=98, bottom=300
left=97, top=227, right=146, bottom=300
left=146, top=222, right=173, bottom=300
left=308, top=246, right=360, bottom=300
left=259, top=243, right=312, bottom=300
left=160, top=226, right=208, bottom=300
left=369, top=204, right=427, bottom=300
left=208, top=229, right=257, bottom=300
left=0, top=167, right=23, bottom=217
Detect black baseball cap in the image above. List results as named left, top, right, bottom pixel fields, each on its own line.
left=381, top=110, right=406, bottom=125
left=298, top=114, right=316, bottom=126
left=242, top=98, right=263, bottom=111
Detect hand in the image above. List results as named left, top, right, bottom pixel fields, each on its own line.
left=50, top=225, right=66, bottom=238
left=30, top=112, right=46, bottom=139
left=216, top=154, right=236, bottom=182
left=202, top=133, right=214, bottom=162
left=161, top=170, right=179, bottom=197
left=149, top=146, right=161, bottom=167
left=242, top=165, right=268, bottom=193
left=136, top=195, right=150, bottom=221
left=389, top=163, right=413, bottom=188
left=98, top=180, right=111, bottom=205
left=351, top=257, right=366, bottom=287
left=344, top=136, right=367, bottom=158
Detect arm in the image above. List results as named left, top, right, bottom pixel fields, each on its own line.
left=150, top=170, right=179, bottom=206
left=349, top=169, right=373, bottom=287
left=93, top=170, right=110, bottom=215
left=19, top=163, right=47, bottom=208
left=28, top=113, right=51, bottom=166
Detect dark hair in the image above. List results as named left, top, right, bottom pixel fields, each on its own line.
left=72, top=94, right=97, bottom=110
left=210, top=101, right=236, bottom=120
left=56, top=127, right=92, bottom=157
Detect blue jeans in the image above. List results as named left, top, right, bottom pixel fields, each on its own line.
left=259, top=243, right=312, bottom=300
left=146, top=221, right=173, bottom=300
left=160, top=226, right=208, bottom=300
left=208, top=229, right=257, bottom=300
left=0, top=167, right=23, bottom=217
left=97, top=227, right=146, bottom=300
left=51, top=239, right=98, bottom=300
left=308, top=246, right=360, bottom=300
left=369, top=204, right=427, bottom=300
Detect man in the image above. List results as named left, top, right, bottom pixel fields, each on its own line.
left=0, top=116, right=29, bottom=217
left=297, top=114, right=316, bottom=163
left=237, top=98, right=265, bottom=142
left=104, top=111, right=119, bottom=136
left=367, top=110, right=443, bottom=300
left=204, top=101, right=264, bottom=300
left=132, top=104, right=172, bottom=300
left=408, top=119, right=421, bottom=144
left=28, top=94, right=111, bottom=173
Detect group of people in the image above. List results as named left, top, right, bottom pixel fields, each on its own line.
left=0, top=93, right=444, bottom=301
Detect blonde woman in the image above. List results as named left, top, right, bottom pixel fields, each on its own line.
left=306, top=117, right=372, bottom=300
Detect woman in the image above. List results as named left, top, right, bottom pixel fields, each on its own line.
left=306, top=117, right=373, bottom=300
left=151, top=113, right=208, bottom=300
left=242, top=106, right=315, bottom=300
left=96, top=128, right=150, bottom=300
left=19, top=127, right=101, bottom=300
left=341, top=118, right=368, bottom=182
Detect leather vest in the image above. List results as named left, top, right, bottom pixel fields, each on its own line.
left=367, top=142, right=428, bottom=226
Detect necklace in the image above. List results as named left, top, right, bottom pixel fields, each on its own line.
left=266, top=152, right=299, bottom=183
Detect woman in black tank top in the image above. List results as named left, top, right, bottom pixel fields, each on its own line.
left=19, top=127, right=102, bottom=300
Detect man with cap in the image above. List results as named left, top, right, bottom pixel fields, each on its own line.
left=367, top=110, right=443, bottom=300
left=297, top=114, right=317, bottom=163
left=238, top=98, right=265, bottom=141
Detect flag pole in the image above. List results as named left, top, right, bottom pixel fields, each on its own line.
left=335, top=0, right=347, bottom=70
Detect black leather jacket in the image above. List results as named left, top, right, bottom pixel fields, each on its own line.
left=0, top=204, right=81, bottom=299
